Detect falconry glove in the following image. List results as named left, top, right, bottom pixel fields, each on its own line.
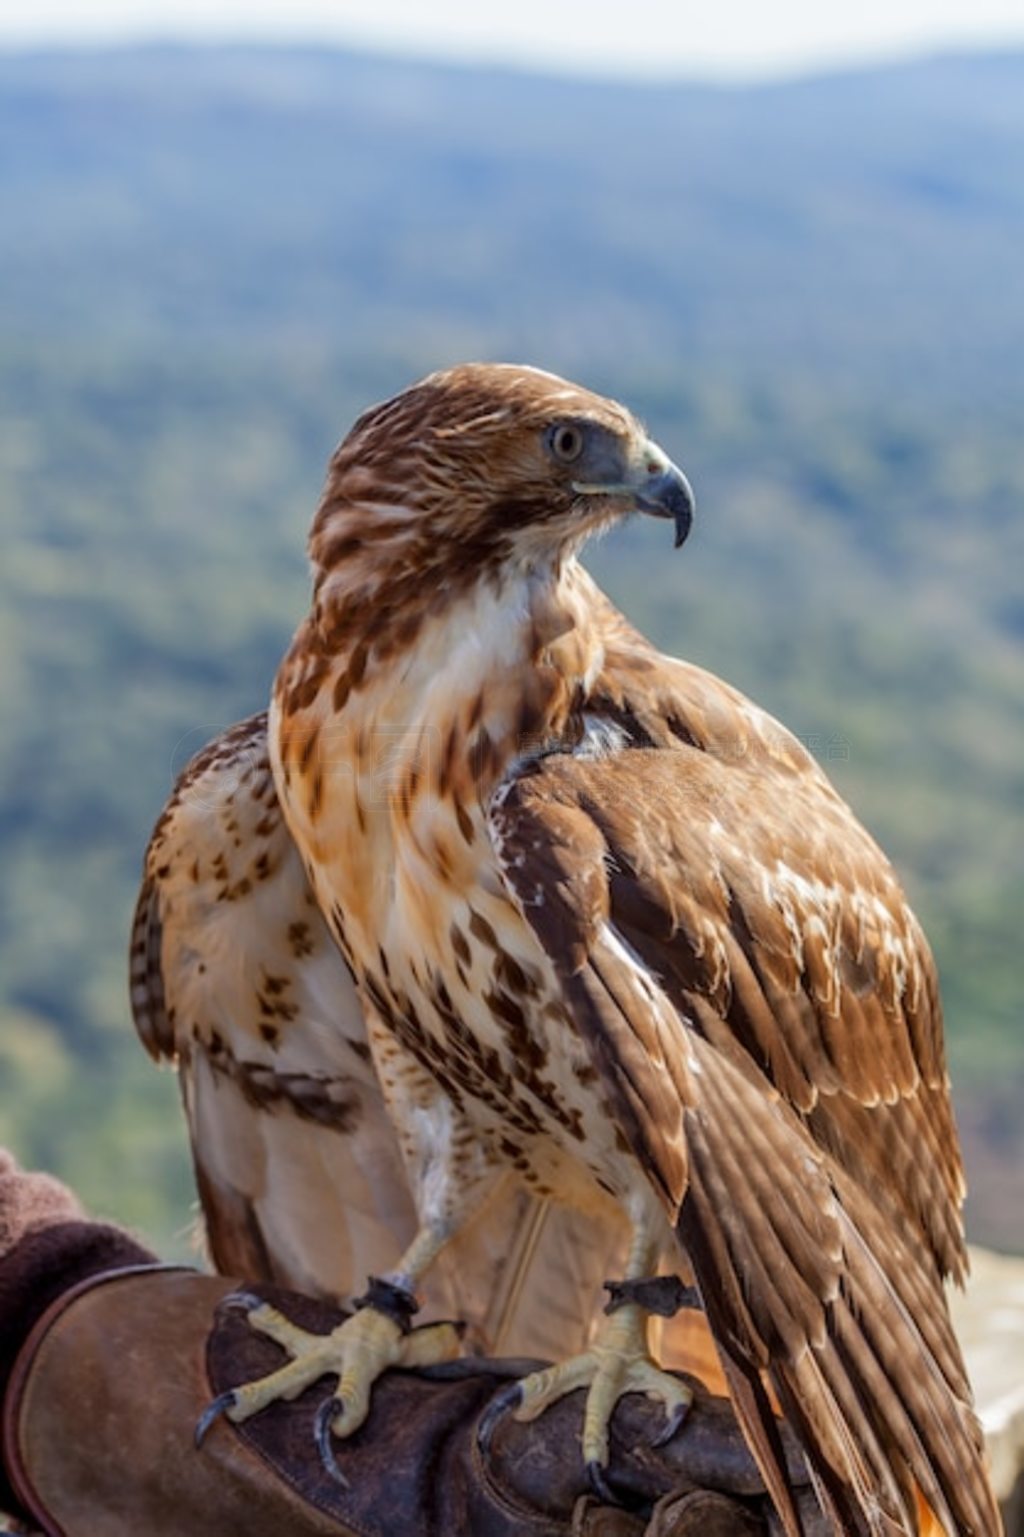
left=0, top=1150, right=833, bottom=1537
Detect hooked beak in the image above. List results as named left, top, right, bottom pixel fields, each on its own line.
left=632, top=441, right=695, bottom=549
left=573, top=438, right=695, bottom=549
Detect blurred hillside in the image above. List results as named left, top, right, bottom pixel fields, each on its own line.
left=0, top=45, right=1021, bottom=1255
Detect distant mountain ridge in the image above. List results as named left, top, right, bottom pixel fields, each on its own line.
left=1, top=45, right=1022, bottom=396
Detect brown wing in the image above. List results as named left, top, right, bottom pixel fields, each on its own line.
left=129, top=714, right=420, bottom=1294
left=490, top=654, right=997, bottom=1537
left=591, top=620, right=967, bottom=1286
left=130, top=715, right=627, bottom=1354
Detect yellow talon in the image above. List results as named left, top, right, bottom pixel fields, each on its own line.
left=510, top=1301, right=692, bottom=1472
left=200, top=1297, right=461, bottom=1444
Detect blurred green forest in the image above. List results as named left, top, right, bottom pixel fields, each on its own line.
left=0, top=46, right=1021, bottom=1255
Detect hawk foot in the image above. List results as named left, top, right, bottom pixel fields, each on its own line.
left=196, top=1291, right=462, bottom=1481
left=478, top=1300, right=692, bottom=1486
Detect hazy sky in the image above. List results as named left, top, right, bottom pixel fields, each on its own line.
left=0, top=0, right=1022, bottom=77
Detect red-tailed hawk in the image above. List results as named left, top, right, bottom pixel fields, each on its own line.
left=184, top=364, right=996, bottom=1536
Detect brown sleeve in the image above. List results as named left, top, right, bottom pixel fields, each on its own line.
left=0, top=1148, right=156, bottom=1521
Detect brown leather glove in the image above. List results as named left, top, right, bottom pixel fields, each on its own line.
left=1, top=1152, right=830, bottom=1536
left=0, top=1147, right=155, bottom=1529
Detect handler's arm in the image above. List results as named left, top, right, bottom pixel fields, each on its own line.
left=0, top=1148, right=831, bottom=1537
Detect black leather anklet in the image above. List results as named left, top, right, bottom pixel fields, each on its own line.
left=352, top=1276, right=420, bottom=1332
left=602, top=1275, right=701, bottom=1317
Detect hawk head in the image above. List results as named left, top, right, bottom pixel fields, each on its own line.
left=311, top=364, right=694, bottom=599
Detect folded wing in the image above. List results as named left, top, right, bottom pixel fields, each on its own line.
left=489, top=638, right=997, bottom=1537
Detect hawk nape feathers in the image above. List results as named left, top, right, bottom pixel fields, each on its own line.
left=134, top=364, right=998, bottom=1537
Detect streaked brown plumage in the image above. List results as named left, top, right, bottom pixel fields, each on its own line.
left=258, top=363, right=997, bottom=1535
left=131, top=711, right=635, bottom=1359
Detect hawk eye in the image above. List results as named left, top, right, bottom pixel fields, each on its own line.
left=547, top=422, right=585, bottom=464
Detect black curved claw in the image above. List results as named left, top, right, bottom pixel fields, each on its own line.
left=586, top=1459, right=624, bottom=1507
left=195, top=1389, right=237, bottom=1449
left=649, top=1395, right=691, bottom=1449
left=314, top=1395, right=350, bottom=1488
left=476, top=1382, right=524, bottom=1457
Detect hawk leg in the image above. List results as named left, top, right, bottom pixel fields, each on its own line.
left=197, top=1040, right=502, bottom=1482
left=478, top=1229, right=693, bottom=1501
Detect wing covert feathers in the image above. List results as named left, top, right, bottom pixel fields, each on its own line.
left=492, top=655, right=998, bottom=1537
